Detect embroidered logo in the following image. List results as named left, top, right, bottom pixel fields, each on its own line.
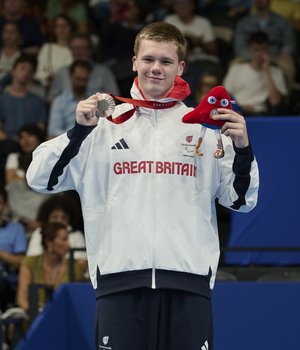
left=99, top=335, right=112, bottom=349
left=111, top=138, right=129, bottom=150
left=103, top=336, right=109, bottom=345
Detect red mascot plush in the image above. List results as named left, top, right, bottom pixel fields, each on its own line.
left=182, top=85, right=234, bottom=159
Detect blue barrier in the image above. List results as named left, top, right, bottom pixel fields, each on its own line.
left=225, top=117, right=300, bottom=265
left=15, top=282, right=300, bottom=350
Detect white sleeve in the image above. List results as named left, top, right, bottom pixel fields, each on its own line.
left=27, top=228, right=43, bottom=256
left=5, top=153, right=19, bottom=170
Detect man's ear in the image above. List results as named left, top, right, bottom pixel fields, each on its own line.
left=132, top=56, right=137, bottom=72
left=177, top=61, right=185, bottom=76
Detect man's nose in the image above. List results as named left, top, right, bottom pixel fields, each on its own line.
left=151, top=61, right=161, bottom=73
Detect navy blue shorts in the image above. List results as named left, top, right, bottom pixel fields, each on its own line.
left=95, top=288, right=213, bottom=350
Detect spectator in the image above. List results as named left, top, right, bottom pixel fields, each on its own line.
left=234, top=0, right=296, bottom=90
left=48, top=33, right=120, bottom=102
left=5, top=124, right=48, bottom=233
left=164, top=0, right=220, bottom=72
left=27, top=193, right=87, bottom=267
left=145, top=0, right=174, bottom=23
left=0, top=188, right=27, bottom=312
left=0, top=0, right=44, bottom=56
left=35, top=14, right=74, bottom=89
left=0, top=21, right=22, bottom=82
left=100, top=0, right=147, bottom=96
left=195, top=70, right=223, bottom=104
left=197, top=0, right=251, bottom=24
left=88, top=0, right=111, bottom=30
left=48, top=60, right=92, bottom=138
left=0, top=55, right=48, bottom=141
left=224, top=31, right=288, bottom=116
left=17, top=222, right=85, bottom=311
left=270, top=0, right=300, bottom=32
left=45, top=0, right=89, bottom=35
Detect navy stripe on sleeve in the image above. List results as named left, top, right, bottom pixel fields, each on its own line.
left=230, top=144, right=254, bottom=210
left=47, top=122, right=96, bottom=191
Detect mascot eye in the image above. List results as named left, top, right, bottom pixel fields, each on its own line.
left=208, top=96, right=216, bottom=104
left=221, top=99, right=229, bottom=107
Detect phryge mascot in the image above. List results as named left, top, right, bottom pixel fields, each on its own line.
left=182, top=85, right=235, bottom=159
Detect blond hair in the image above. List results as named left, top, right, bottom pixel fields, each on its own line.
left=134, top=22, right=187, bottom=62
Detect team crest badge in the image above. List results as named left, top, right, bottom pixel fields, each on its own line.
left=186, top=135, right=193, bottom=143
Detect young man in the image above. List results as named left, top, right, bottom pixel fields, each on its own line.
left=26, top=22, right=259, bottom=349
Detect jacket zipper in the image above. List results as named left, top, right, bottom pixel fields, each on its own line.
left=151, top=109, right=158, bottom=289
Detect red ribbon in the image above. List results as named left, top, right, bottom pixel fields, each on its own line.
left=106, top=76, right=191, bottom=124
left=106, top=95, right=178, bottom=124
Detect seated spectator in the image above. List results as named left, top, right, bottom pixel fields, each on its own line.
left=0, top=0, right=44, bottom=56
left=194, top=69, right=242, bottom=113
left=224, top=31, right=288, bottom=116
left=5, top=124, right=48, bottom=233
left=0, top=21, right=22, bottom=82
left=234, top=0, right=296, bottom=90
left=182, top=35, right=208, bottom=107
left=48, top=33, right=119, bottom=102
left=270, top=0, right=300, bottom=32
left=145, top=0, right=173, bottom=23
left=99, top=0, right=147, bottom=96
left=17, top=222, right=85, bottom=311
left=0, top=55, right=47, bottom=187
left=88, top=0, right=111, bottom=28
left=45, top=0, right=89, bottom=35
left=27, top=193, right=87, bottom=268
left=197, top=0, right=251, bottom=25
left=164, top=0, right=221, bottom=73
left=0, top=189, right=27, bottom=312
left=195, top=70, right=223, bottom=105
left=0, top=55, right=48, bottom=141
left=47, top=60, right=92, bottom=138
left=35, top=14, right=74, bottom=89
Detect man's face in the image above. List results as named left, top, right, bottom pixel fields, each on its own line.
left=18, top=131, right=41, bottom=153
left=132, top=39, right=185, bottom=100
left=1, top=23, right=20, bottom=45
left=4, top=0, right=23, bottom=16
left=174, top=0, right=194, bottom=17
left=70, top=66, right=90, bottom=95
left=250, top=42, right=269, bottom=63
left=253, top=0, right=270, bottom=10
left=70, top=38, right=92, bottom=61
left=12, top=62, right=35, bottom=85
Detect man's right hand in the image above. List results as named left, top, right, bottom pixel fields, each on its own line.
left=76, top=93, right=102, bottom=126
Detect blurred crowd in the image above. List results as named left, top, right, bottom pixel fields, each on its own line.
left=0, top=0, right=300, bottom=346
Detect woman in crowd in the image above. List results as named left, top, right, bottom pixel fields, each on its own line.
left=5, top=124, right=48, bottom=233
left=17, top=222, right=85, bottom=311
left=35, top=14, right=74, bottom=89
left=26, top=193, right=87, bottom=268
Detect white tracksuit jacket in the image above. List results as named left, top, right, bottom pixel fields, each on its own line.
left=26, top=83, right=259, bottom=298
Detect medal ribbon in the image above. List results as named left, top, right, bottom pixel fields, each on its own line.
left=105, top=76, right=191, bottom=124
left=106, top=95, right=178, bottom=124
